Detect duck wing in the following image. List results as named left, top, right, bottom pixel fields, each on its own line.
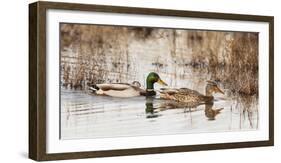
left=173, top=88, right=208, bottom=103
left=160, top=88, right=180, bottom=95
left=96, top=83, right=132, bottom=91
left=178, top=88, right=203, bottom=96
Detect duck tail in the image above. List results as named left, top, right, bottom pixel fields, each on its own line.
left=88, top=84, right=100, bottom=92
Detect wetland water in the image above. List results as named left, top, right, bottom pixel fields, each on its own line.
left=60, top=84, right=258, bottom=140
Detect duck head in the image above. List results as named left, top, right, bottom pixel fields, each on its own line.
left=132, top=81, right=141, bottom=87
left=146, top=72, right=167, bottom=91
left=205, top=80, right=224, bottom=97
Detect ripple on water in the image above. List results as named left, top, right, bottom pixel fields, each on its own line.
left=60, top=88, right=259, bottom=140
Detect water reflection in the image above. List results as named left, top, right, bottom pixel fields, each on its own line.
left=204, top=103, right=224, bottom=121
left=61, top=88, right=258, bottom=140
left=149, top=98, right=224, bottom=121
left=145, top=96, right=161, bottom=119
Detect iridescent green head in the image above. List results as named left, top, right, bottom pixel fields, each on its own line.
left=146, top=72, right=167, bottom=91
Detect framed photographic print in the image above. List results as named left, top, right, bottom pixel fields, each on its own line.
left=29, top=1, right=274, bottom=161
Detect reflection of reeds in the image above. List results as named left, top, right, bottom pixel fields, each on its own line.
left=231, top=95, right=259, bottom=129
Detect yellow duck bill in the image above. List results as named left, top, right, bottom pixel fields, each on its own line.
left=157, top=79, right=168, bottom=86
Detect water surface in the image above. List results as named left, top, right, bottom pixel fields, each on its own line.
left=60, top=87, right=258, bottom=139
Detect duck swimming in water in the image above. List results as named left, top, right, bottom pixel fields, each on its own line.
left=160, top=80, right=224, bottom=104
left=89, top=72, right=167, bottom=98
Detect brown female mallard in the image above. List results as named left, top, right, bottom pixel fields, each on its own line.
left=160, top=80, right=224, bottom=104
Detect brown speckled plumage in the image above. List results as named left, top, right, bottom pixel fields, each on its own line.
left=160, top=81, right=223, bottom=104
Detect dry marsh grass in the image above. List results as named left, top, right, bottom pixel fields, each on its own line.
left=60, top=24, right=258, bottom=96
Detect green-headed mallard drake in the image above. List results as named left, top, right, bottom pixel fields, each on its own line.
left=89, top=72, right=167, bottom=98
left=160, top=80, right=224, bottom=104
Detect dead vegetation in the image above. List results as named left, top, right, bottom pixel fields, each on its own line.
left=60, top=24, right=258, bottom=96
